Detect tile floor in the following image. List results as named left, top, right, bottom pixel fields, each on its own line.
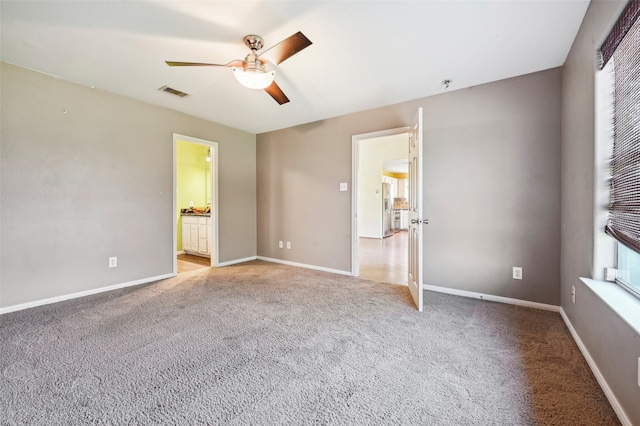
left=359, top=231, right=408, bottom=285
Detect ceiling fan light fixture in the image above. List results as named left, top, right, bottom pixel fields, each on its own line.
left=232, top=67, right=275, bottom=90
left=166, top=31, right=311, bottom=103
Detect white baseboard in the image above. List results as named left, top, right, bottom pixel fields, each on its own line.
left=559, top=308, right=631, bottom=426
left=423, top=284, right=560, bottom=312
left=217, top=256, right=257, bottom=267
left=0, top=273, right=175, bottom=315
left=257, top=256, right=352, bottom=276
left=176, top=250, right=186, bottom=255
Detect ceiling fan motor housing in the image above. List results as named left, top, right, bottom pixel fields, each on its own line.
left=243, top=51, right=266, bottom=73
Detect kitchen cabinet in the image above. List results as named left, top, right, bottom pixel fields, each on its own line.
left=182, top=215, right=211, bottom=257
left=397, top=179, right=407, bottom=198
left=401, top=210, right=408, bottom=229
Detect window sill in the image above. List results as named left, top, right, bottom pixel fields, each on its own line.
left=580, top=277, right=640, bottom=335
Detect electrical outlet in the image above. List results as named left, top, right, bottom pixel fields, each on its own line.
left=189, top=201, right=194, bottom=207
left=512, top=267, right=522, bottom=280
left=278, top=241, right=283, bottom=249
left=109, top=257, right=117, bottom=268
left=286, top=242, right=291, bottom=249
left=571, top=285, right=576, bottom=304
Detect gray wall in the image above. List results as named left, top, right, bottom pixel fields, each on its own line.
left=561, top=0, right=640, bottom=423
left=0, top=62, right=257, bottom=308
left=257, top=67, right=562, bottom=305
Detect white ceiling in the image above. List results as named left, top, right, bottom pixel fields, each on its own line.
left=0, top=1, right=589, bottom=134
left=383, top=159, right=409, bottom=175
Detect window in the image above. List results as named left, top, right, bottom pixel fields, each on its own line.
left=618, top=244, right=640, bottom=297
left=600, top=0, right=640, bottom=298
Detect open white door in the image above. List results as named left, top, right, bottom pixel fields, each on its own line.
left=408, top=108, right=424, bottom=311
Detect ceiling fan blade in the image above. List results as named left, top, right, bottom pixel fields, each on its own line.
left=258, top=31, right=312, bottom=65
left=264, top=81, right=290, bottom=105
left=165, top=60, right=244, bottom=67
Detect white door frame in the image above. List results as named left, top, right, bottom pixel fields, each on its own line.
left=351, top=126, right=410, bottom=277
left=173, top=133, right=219, bottom=275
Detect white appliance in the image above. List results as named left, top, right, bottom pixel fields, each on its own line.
left=382, top=183, right=393, bottom=237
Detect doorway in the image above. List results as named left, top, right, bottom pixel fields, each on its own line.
left=352, top=127, right=410, bottom=285
left=172, top=134, right=219, bottom=275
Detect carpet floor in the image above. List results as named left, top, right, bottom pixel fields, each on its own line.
left=0, top=260, right=619, bottom=425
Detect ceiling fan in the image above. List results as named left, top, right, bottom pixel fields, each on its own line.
left=166, top=31, right=312, bottom=105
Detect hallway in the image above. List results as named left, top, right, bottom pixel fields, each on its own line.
left=359, top=231, right=408, bottom=285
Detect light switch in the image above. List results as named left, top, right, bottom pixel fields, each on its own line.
left=339, top=182, right=348, bottom=192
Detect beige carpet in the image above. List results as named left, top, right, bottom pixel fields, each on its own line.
left=0, top=260, right=619, bottom=425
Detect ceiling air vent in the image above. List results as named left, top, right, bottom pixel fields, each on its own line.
left=158, top=85, right=189, bottom=98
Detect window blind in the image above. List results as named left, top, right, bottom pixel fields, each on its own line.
left=602, top=0, right=640, bottom=254
left=600, top=0, right=640, bottom=69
